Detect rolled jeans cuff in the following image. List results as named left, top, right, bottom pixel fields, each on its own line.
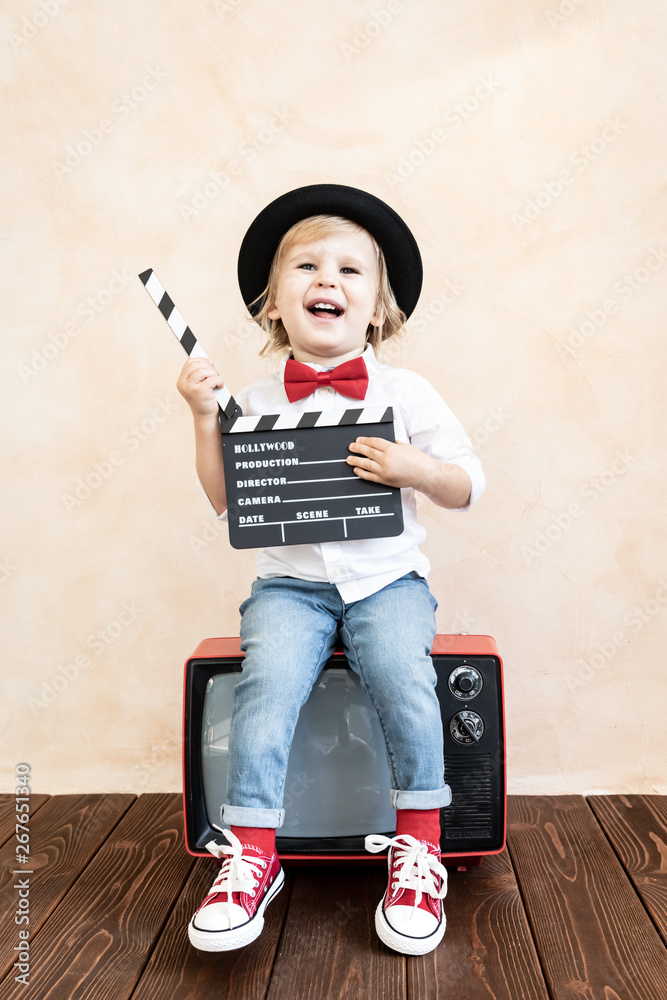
left=390, top=785, right=452, bottom=810
left=221, top=803, right=284, bottom=829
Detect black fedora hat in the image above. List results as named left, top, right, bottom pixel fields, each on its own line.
left=237, top=183, right=423, bottom=319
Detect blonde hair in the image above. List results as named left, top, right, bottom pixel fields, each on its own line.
left=248, top=215, right=407, bottom=357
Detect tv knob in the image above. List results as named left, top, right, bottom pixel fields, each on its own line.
left=448, top=665, right=483, bottom=700
left=449, top=710, right=484, bottom=745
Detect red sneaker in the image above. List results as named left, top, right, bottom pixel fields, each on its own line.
left=365, top=833, right=447, bottom=955
left=188, top=830, right=284, bottom=952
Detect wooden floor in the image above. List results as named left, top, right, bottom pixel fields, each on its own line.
left=1, top=794, right=666, bottom=999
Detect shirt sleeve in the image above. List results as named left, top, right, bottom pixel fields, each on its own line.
left=401, top=374, right=485, bottom=512
left=195, top=384, right=252, bottom=521
left=197, top=477, right=228, bottom=520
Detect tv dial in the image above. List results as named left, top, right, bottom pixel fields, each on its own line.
left=449, top=710, right=484, bottom=745
left=448, top=665, right=483, bottom=700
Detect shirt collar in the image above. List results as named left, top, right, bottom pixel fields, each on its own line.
left=279, top=343, right=378, bottom=377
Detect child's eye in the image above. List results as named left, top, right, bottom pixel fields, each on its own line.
left=298, top=263, right=315, bottom=270
left=341, top=267, right=358, bottom=274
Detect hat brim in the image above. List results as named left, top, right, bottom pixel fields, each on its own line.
left=237, top=184, right=422, bottom=320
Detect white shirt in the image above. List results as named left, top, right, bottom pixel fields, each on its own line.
left=200, top=345, right=485, bottom=603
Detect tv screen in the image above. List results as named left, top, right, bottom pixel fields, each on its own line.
left=183, top=636, right=505, bottom=864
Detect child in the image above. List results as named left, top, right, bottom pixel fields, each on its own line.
left=177, top=184, right=485, bottom=956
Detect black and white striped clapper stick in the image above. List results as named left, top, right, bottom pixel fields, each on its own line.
left=139, top=268, right=241, bottom=421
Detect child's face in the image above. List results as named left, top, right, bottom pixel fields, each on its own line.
left=267, top=229, right=382, bottom=365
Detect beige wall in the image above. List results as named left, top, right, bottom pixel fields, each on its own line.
left=2, top=0, right=666, bottom=795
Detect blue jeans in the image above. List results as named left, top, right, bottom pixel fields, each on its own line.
left=221, top=573, right=451, bottom=829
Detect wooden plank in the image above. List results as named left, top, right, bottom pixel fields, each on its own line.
left=0, top=794, right=134, bottom=979
left=588, top=794, right=667, bottom=944
left=267, top=866, right=405, bottom=1000
left=507, top=795, right=667, bottom=1000
left=0, top=793, right=194, bottom=1000
left=0, top=794, right=50, bottom=848
left=130, top=855, right=291, bottom=1000
left=408, top=848, right=550, bottom=1000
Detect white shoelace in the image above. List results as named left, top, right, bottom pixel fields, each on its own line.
left=365, top=833, right=448, bottom=912
left=203, top=831, right=268, bottom=923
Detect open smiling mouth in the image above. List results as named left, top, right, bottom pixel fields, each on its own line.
left=307, top=302, right=344, bottom=318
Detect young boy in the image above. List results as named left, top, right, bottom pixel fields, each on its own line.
left=177, top=184, right=485, bottom=956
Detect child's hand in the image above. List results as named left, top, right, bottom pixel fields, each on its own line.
left=177, top=358, right=224, bottom=419
left=347, top=437, right=436, bottom=491
left=347, top=437, right=472, bottom=508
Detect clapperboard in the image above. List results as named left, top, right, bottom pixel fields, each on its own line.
left=139, top=269, right=404, bottom=549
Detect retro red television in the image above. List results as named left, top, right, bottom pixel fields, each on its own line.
left=183, top=635, right=505, bottom=868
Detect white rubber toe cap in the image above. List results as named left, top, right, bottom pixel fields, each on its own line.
left=376, top=900, right=446, bottom=955
left=384, top=903, right=439, bottom=937
left=193, top=900, right=249, bottom=932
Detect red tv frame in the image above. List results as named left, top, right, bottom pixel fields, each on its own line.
left=183, top=635, right=506, bottom=869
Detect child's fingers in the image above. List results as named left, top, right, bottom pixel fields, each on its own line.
left=348, top=436, right=391, bottom=459
left=195, top=373, right=224, bottom=392
left=348, top=457, right=382, bottom=482
left=193, top=368, right=223, bottom=387
left=179, top=361, right=223, bottom=393
left=177, top=359, right=224, bottom=415
left=350, top=436, right=389, bottom=449
left=181, top=357, right=221, bottom=381
left=346, top=446, right=385, bottom=481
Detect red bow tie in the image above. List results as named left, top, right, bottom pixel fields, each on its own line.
left=283, top=356, right=369, bottom=402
